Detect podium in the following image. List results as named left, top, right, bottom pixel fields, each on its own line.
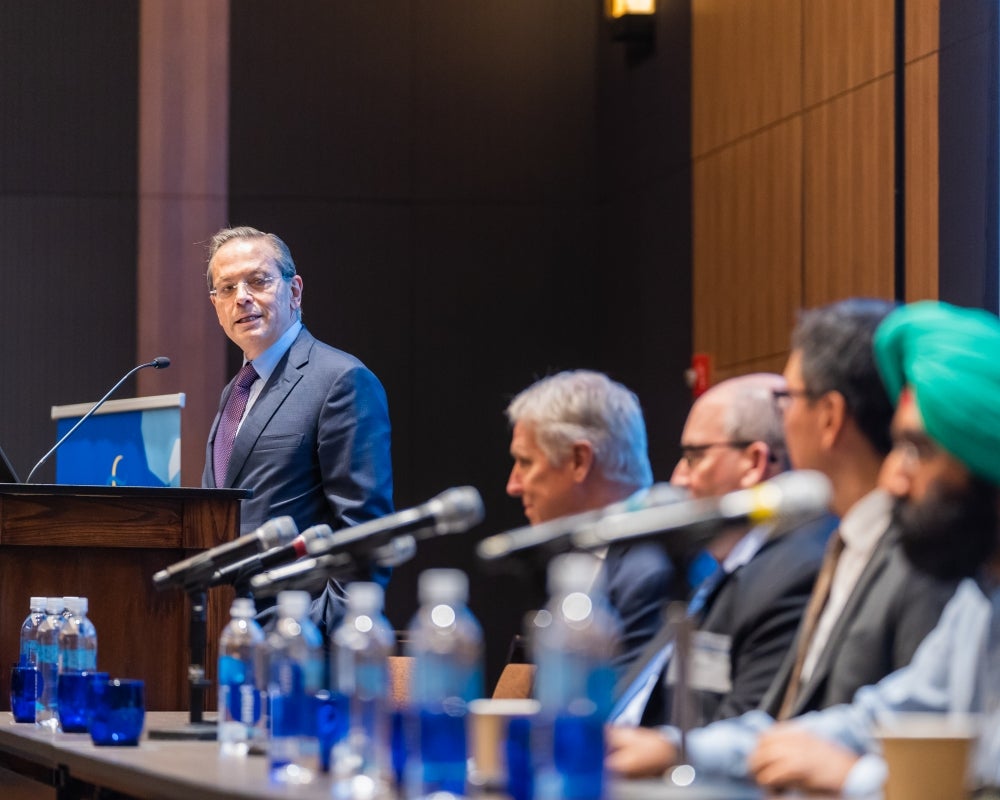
left=0, top=484, right=246, bottom=710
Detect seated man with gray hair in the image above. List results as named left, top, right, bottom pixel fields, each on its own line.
left=505, top=370, right=679, bottom=671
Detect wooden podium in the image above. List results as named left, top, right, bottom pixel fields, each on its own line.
left=0, top=484, right=246, bottom=711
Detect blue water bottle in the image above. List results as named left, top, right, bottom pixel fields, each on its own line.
left=330, top=582, right=396, bottom=795
left=36, top=597, right=65, bottom=730
left=18, top=597, right=47, bottom=666
left=218, top=597, right=265, bottom=756
left=267, top=590, right=324, bottom=784
left=406, top=568, right=484, bottom=798
left=533, top=552, right=622, bottom=800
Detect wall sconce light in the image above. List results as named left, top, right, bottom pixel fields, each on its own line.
left=605, top=0, right=655, bottom=45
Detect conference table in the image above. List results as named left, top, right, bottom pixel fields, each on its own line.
left=0, top=712, right=875, bottom=800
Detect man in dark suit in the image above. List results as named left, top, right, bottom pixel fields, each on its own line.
left=607, top=298, right=957, bottom=778
left=609, top=373, right=832, bottom=729
left=506, top=370, right=678, bottom=672
left=202, top=226, right=393, bottom=632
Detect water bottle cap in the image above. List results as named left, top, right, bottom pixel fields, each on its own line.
left=346, top=582, right=384, bottom=613
left=45, top=597, right=65, bottom=614
left=547, top=552, right=601, bottom=595
left=29, top=596, right=46, bottom=611
left=229, top=597, right=257, bottom=619
left=276, top=590, right=311, bottom=619
left=64, top=597, right=88, bottom=615
left=418, top=568, right=468, bottom=605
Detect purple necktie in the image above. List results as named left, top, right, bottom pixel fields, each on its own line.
left=213, top=362, right=258, bottom=485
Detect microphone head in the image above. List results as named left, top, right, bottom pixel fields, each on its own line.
left=301, top=524, right=336, bottom=555
left=257, top=516, right=299, bottom=549
left=372, top=534, right=417, bottom=567
left=428, top=486, right=485, bottom=535
left=718, top=469, right=833, bottom=522
left=151, top=356, right=171, bottom=369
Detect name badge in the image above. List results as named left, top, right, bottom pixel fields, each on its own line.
left=666, top=631, right=732, bottom=695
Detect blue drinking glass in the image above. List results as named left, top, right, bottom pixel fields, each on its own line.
left=57, top=670, right=109, bottom=733
left=89, top=679, right=145, bottom=746
left=9, top=663, right=42, bottom=723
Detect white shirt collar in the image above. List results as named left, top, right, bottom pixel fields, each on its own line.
left=245, top=320, right=302, bottom=383
left=839, top=487, right=893, bottom=554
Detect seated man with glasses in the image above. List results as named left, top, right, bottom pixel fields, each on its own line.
left=202, top=226, right=394, bottom=635
left=608, top=298, right=960, bottom=785
left=607, top=372, right=834, bottom=729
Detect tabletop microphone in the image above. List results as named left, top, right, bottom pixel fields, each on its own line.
left=476, top=482, right=687, bottom=562
left=250, top=535, right=417, bottom=597
left=572, top=470, right=833, bottom=551
left=309, top=486, right=484, bottom=558
left=153, top=515, right=299, bottom=591
left=205, top=523, right=336, bottom=588
left=26, top=356, right=172, bottom=484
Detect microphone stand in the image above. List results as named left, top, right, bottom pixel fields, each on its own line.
left=147, top=585, right=218, bottom=740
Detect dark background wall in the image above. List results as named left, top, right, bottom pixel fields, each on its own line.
left=0, top=1, right=692, bottom=685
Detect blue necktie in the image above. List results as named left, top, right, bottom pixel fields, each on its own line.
left=610, top=565, right=727, bottom=724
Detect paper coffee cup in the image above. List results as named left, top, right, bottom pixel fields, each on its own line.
left=876, top=712, right=980, bottom=800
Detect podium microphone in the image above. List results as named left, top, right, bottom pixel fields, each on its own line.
left=205, top=523, right=336, bottom=588
left=153, top=515, right=299, bottom=591
left=476, top=482, right=687, bottom=562
left=26, top=356, right=171, bottom=483
left=250, top=535, right=417, bottom=597
left=572, top=470, right=833, bottom=551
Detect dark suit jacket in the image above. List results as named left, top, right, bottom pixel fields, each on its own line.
left=615, top=513, right=835, bottom=728
left=603, top=541, right=680, bottom=674
left=759, top=525, right=959, bottom=718
left=202, top=328, right=394, bottom=630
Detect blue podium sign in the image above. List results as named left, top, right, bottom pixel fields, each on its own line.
left=51, top=394, right=185, bottom=487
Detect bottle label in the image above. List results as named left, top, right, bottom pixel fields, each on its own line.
left=37, top=643, right=59, bottom=667
left=19, top=641, right=39, bottom=665
left=62, top=648, right=98, bottom=672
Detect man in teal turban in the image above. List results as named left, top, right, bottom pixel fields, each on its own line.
left=747, top=300, right=1000, bottom=794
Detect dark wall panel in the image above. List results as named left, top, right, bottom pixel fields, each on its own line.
left=0, top=3, right=138, bottom=482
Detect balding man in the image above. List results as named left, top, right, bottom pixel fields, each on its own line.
left=609, top=373, right=834, bottom=729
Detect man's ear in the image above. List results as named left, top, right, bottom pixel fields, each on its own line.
left=570, top=441, right=595, bottom=483
left=818, top=390, right=848, bottom=449
left=737, top=441, right=771, bottom=488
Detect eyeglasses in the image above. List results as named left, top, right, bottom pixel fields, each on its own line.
left=679, top=441, right=755, bottom=468
left=209, top=274, right=281, bottom=300
left=892, top=433, right=941, bottom=468
left=772, top=387, right=816, bottom=409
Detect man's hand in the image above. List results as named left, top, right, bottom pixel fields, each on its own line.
left=748, top=723, right=859, bottom=793
left=605, top=726, right=678, bottom=778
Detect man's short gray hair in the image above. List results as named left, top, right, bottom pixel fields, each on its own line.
left=506, top=370, right=653, bottom=489
left=716, top=374, right=788, bottom=470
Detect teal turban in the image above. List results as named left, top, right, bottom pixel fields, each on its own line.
left=874, top=300, right=1000, bottom=485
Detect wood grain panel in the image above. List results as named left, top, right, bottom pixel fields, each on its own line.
left=692, top=0, right=801, bottom=157
left=906, top=0, right=940, bottom=62
left=804, top=76, right=896, bottom=307
left=905, top=54, right=939, bottom=301
left=693, top=118, right=803, bottom=369
left=804, top=0, right=895, bottom=106
left=137, top=0, right=230, bottom=487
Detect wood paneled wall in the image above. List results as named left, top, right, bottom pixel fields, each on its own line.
left=691, top=0, right=940, bottom=380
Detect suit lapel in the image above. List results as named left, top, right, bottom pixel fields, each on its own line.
left=788, top=523, right=896, bottom=717
left=222, top=329, right=312, bottom=487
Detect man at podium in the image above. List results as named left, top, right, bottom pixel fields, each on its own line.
left=201, top=225, right=394, bottom=633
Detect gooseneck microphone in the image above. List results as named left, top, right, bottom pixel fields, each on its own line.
left=153, top=515, right=299, bottom=591
left=572, top=470, right=833, bottom=551
left=26, top=356, right=172, bottom=484
left=205, top=523, right=336, bottom=588
left=476, top=482, right=687, bottom=562
left=250, top=535, right=418, bottom=597
left=309, top=486, right=485, bottom=558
